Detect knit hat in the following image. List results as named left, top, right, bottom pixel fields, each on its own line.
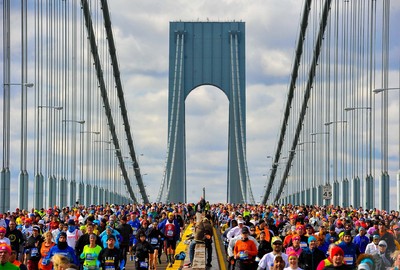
left=358, top=262, right=371, bottom=270
left=0, top=243, right=11, bottom=254
left=287, top=251, right=298, bottom=258
left=378, top=240, right=387, bottom=247
left=330, top=246, right=344, bottom=258
left=308, top=235, right=317, bottom=244
left=343, top=230, right=352, bottom=236
left=67, top=219, right=75, bottom=226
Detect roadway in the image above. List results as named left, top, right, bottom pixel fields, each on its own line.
left=125, top=224, right=224, bottom=269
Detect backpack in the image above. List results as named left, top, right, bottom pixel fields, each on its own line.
left=175, top=251, right=186, bottom=260
left=165, top=221, right=176, bottom=238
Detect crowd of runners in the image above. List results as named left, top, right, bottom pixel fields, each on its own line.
left=0, top=200, right=400, bottom=270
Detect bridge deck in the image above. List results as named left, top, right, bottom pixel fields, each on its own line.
left=125, top=224, right=223, bottom=269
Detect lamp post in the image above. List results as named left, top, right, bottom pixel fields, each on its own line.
left=324, top=120, right=347, bottom=126
left=1, top=82, right=34, bottom=212
left=106, top=148, right=121, bottom=152
left=344, top=107, right=372, bottom=111
left=310, top=132, right=329, bottom=136
left=60, top=119, right=85, bottom=207
left=310, top=132, right=330, bottom=205
left=34, top=105, right=63, bottom=209
left=373, top=87, right=400, bottom=94
left=94, top=140, right=111, bottom=144
left=38, top=105, right=63, bottom=110
left=373, top=87, right=400, bottom=210
left=80, top=131, right=100, bottom=135
left=344, top=107, right=372, bottom=208
left=3, top=82, right=34, bottom=87
left=62, top=120, right=85, bottom=124
left=324, top=120, right=348, bottom=206
left=298, top=141, right=316, bottom=146
left=80, top=130, right=100, bottom=205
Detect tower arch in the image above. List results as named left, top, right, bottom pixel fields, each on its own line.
left=158, top=22, right=253, bottom=204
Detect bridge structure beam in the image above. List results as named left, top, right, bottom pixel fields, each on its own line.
left=262, top=0, right=398, bottom=210
left=0, top=0, right=146, bottom=211
left=157, top=22, right=254, bottom=204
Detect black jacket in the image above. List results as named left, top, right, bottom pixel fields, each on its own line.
left=298, top=247, right=326, bottom=270
left=133, top=240, right=154, bottom=261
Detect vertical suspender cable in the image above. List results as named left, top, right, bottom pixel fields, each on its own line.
left=274, top=0, right=332, bottom=202
left=261, top=0, right=312, bottom=204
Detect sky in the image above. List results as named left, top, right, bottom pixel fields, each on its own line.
left=107, top=0, right=304, bottom=204
left=104, top=0, right=400, bottom=206
left=1, top=0, right=400, bottom=209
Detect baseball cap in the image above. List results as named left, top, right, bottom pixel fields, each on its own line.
left=237, top=219, right=244, bottom=224
left=241, top=227, right=249, bottom=234
left=168, top=212, right=174, bottom=218
left=271, top=236, right=282, bottom=244
left=32, top=225, right=40, bottom=231
left=108, top=235, right=116, bottom=241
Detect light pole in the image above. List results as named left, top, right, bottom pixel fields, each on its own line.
left=106, top=148, right=121, bottom=152
left=324, top=120, right=348, bottom=206
left=373, top=87, right=400, bottom=94
left=80, top=131, right=100, bottom=205
left=3, top=82, right=34, bottom=87
left=62, top=120, right=85, bottom=124
left=1, top=82, right=34, bottom=212
left=324, top=120, right=347, bottom=126
left=35, top=105, right=63, bottom=209
left=80, top=131, right=100, bottom=135
left=310, top=132, right=330, bottom=204
left=344, top=107, right=373, bottom=208
left=298, top=141, right=315, bottom=146
left=94, top=140, right=112, bottom=144
left=373, top=87, right=400, bottom=210
left=60, top=119, right=85, bottom=207
left=344, top=107, right=372, bottom=111
left=38, top=105, right=63, bottom=110
left=310, top=132, right=329, bottom=136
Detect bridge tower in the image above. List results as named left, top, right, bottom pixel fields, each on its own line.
left=160, top=22, right=251, bottom=204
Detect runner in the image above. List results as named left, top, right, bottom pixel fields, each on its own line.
left=158, top=212, right=180, bottom=267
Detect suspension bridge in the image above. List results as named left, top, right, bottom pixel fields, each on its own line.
left=1, top=0, right=399, bottom=212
